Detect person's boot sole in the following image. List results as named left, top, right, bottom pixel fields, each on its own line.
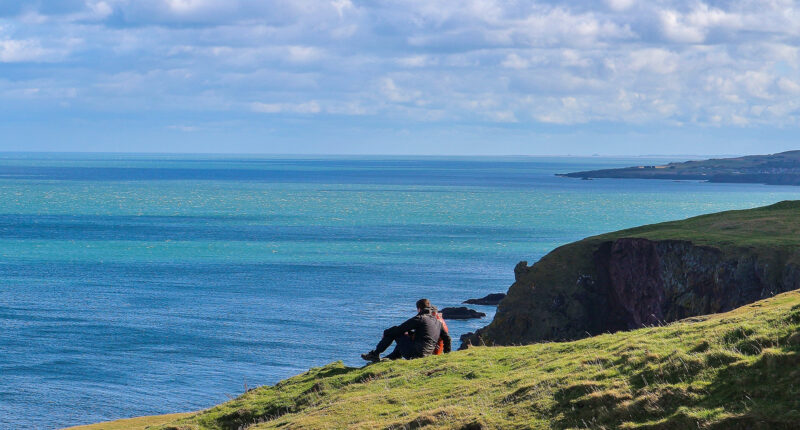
left=360, top=353, right=380, bottom=362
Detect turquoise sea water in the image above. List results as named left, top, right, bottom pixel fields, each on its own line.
left=1, top=154, right=799, bottom=429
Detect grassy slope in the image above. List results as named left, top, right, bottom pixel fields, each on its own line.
left=74, top=290, right=800, bottom=430
left=595, top=200, right=800, bottom=251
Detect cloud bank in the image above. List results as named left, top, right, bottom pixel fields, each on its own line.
left=1, top=0, right=800, bottom=152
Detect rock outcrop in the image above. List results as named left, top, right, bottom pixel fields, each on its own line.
left=463, top=202, right=800, bottom=348
left=440, top=307, right=486, bottom=320
left=463, top=293, right=506, bottom=306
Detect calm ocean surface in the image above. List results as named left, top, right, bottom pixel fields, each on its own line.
left=2, top=154, right=799, bottom=429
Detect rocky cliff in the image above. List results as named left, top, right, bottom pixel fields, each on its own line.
left=464, top=201, right=800, bottom=346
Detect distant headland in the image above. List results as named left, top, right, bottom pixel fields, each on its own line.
left=558, top=150, right=800, bottom=185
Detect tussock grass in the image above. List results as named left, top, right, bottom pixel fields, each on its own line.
left=75, top=290, right=800, bottom=429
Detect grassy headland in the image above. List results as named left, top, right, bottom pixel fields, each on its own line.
left=594, top=200, right=800, bottom=250
left=559, top=150, right=800, bottom=185
left=72, top=290, right=800, bottom=429
left=467, top=201, right=800, bottom=347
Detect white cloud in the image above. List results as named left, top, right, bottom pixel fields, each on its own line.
left=0, top=39, right=44, bottom=62
left=627, top=48, right=679, bottom=74
left=606, top=0, right=636, bottom=12
left=331, top=0, right=354, bottom=18
left=739, top=70, right=774, bottom=100
left=3, top=0, right=800, bottom=129
left=659, top=10, right=706, bottom=43
left=165, top=0, right=212, bottom=14
left=396, top=55, right=432, bottom=68
left=487, top=110, right=517, bottom=123
left=286, top=46, right=323, bottom=63
left=89, top=1, right=114, bottom=18
left=251, top=101, right=321, bottom=114
left=659, top=4, right=744, bottom=44
left=501, top=53, right=529, bottom=69
left=777, top=77, right=800, bottom=94
left=380, top=78, right=422, bottom=103
left=0, top=38, right=67, bottom=62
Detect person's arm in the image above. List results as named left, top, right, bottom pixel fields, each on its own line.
left=440, top=326, right=451, bottom=353
left=396, top=315, right=420, bottom=334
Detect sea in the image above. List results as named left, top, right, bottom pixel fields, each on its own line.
left=1, top=154, right=799, bottom=429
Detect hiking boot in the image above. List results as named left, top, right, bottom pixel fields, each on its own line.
left=361, top=351, right=380, bottom=362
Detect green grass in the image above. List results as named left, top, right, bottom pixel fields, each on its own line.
left=62, top=413, right=193, bottom=430
left=75, top=290, right=800, bottom=429
left=596, top=200, right=800, bottom=252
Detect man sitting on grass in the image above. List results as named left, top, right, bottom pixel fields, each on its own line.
left=361, top=298, right=451, bottom=362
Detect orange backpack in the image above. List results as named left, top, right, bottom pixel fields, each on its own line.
left=433, top=311, right=449, bottom=355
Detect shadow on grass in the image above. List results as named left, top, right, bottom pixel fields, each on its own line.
left=551, top=344, right=800, bottom=430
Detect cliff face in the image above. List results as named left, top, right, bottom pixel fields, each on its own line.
left=465, top=237, right=800, bottom=347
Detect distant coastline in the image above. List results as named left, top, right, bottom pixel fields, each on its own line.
left=558, top=150, right=800, bottom=186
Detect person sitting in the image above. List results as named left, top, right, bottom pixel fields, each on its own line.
left=361, top=298, right=451, bottom=362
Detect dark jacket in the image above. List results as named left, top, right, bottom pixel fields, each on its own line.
left=393, top=307, right=451, bottom=357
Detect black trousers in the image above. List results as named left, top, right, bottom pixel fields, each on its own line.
left=375, top=326, right=415, bottom=359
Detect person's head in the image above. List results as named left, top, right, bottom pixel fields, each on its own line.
left=416, top=298, right=431, bottom=312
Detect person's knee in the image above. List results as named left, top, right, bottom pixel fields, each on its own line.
left=383, top=326, right=399, bottom=337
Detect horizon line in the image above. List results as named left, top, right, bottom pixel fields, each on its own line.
left=0, top=150, right=748, bottom=159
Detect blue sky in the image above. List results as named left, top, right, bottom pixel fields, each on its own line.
left=1, top=0, right=799, bottom=155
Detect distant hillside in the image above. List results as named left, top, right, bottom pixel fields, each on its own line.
left=559, top=150, right=800, bottom=185
left=71, top=291, right=800, bottom=429
left=465, top=201, right=800, bottom=347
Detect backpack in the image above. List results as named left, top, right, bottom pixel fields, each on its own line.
left=433, top=311, right=449, bottom=355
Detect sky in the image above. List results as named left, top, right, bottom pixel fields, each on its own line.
left=1, top=0, right=799, bottom=155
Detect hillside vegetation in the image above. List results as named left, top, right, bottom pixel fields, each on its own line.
left=72, top=290, right=800, bottom=429
left=596, top=200, right=800, bottom=250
